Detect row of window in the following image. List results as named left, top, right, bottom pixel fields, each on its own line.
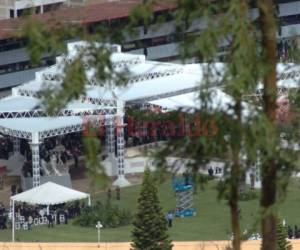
left=280, top=14, right=300, bottom=26
left=1, top=4, right=300, bottom=53
left=0, top=57, right=55, bottom=75
left=122, top=34, right=177, bottom=52
left=0, top=38, right=26, bottom=52
left=9, top=3, right=63, bottom=18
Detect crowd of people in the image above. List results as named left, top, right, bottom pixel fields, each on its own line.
left=0, top=137, right=13, bottom=159
left=277, top=39, right=298, bottom=62
left=288, top=225, right=300, bottom=239
left=0, top=133, right=89, bottom=231
left=0, top=202, right=7, bottom=230
left=0, top=201, right=85, bottom=231
left=20, top=133, right=85, bottom=177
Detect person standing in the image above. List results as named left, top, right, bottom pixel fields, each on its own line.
left=47, top=213, right=54, bottom=228
left=107, top=188, right=111, bottom=200
left=116, top=186, right=120, bottom=200
left=166, top=211, right=174, bottom=228
left=28, top=215, right=33, bottom=230
left=294, top=225, right=298, bottom=239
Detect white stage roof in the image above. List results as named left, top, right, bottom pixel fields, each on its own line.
left=0, top=41, right=277, bottom=139
left=0, top=116, right=83, bottom=134
left=149, top=89, right=230, bottom=110
left=16, top=63, right=212, bottom=102
left=11, top=181, right=90, bottom=205
left=150, top=88, right=253, bottom=118
left=13, top=41, right=225, bottom=103
left=0, top=96, right=108, bottom=113
left=86, top=72, right=200, bottom=101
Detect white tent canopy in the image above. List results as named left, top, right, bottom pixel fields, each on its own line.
left=10, top=182, right=91, bottom=242
left=10, top=181, right=90, bottom=205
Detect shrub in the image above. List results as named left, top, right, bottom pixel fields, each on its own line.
left=73, top=200, right=132, bottom=228
left=239, top=189, right=258, bottom=201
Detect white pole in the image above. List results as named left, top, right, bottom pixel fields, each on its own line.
left=12, top=200, right=15, bottom=242
left=96, top=221, right=102, bottom=246
left=88, top=196, right=91, bottom=206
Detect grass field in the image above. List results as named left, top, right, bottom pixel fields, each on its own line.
left=0, top=178, right=300, bottom=242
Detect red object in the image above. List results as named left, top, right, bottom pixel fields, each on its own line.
left=276, top=95, right=290, bottom=123
left=0, top=165, right=7, bottom=176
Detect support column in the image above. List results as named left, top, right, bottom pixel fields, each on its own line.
left=31, top=133, right=41, bottom=187
left=112, top=101, right=130, bottom=187
left=105, top=116, right=115, bottom=156
left=13, top=137, right=20, bottom=154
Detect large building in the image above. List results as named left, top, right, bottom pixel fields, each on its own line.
left=0, top=0, right=67, bottom=19
left=0, top=0, right=299, bottom=92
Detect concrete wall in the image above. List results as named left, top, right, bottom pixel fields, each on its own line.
left=1, top=240, right=300, bottom=250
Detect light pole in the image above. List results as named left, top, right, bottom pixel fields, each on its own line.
left=96, top=221, right=103, bottom=245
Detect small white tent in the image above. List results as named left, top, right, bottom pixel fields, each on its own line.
left=10, top=182, right=91, bottom=242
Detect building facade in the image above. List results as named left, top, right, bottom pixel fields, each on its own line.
left=0, top=0, right=300, bottom=91
left=0, top=0, right=66, bottom=19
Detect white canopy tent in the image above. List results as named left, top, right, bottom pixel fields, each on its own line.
left=10, top=181, right=91, bottom=242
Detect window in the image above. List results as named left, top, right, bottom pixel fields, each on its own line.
left=0, top=57, right=55, bottom=75
left=9, top=9, right=14, bottom=18
left=280, top=14, right=300, bottom=26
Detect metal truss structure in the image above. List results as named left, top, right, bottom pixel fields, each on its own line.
left=0, top=41, right=216, bottom=188
left=116, top=116, right=125, bottom=176
left=16, top=88, right=118, bottom=108
left=0, top=108, right=117, bottom=119
left=105, top=116, right=115, bottom=155
left=81, top=96, right=117, bottom=107
left=127, top=68, right=184, bottom=84
left=128, top=86, right=200, bottom=104
left=31, top=143, right=41, bottom=187
left=112, top=57, right=144, bottom=68
left=0, top=126, right=32, bottom=140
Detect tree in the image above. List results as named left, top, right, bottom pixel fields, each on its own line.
left=21, top=1, right=300, bottom=250
left=131, top=169, right=172, bottom=250
left=257, top=1, right=279, bottom=249
left=276, top=218, right=292, bottom=250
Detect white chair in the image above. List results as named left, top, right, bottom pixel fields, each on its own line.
left=19, top=216, right=25, bottom=224
left=59, top=214, right=65, bottom=224
left=42, top=216, right=48, bottom=224
left=34, top=218, right=39, bottom=226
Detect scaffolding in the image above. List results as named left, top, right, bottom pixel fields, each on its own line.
left=173, top=177, right=196, bottom=217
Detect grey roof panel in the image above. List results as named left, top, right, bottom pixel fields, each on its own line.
left=0, top=67, right=45, bottom=89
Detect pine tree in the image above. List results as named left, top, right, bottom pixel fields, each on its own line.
left=131, top=168, right=172, bottom=250
left=277, top=218, right=292, bottom=250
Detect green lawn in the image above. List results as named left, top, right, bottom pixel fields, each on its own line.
left=0, top=178, right=300, bottom=242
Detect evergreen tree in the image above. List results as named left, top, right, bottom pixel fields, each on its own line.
left=131, top=168, right=172, bottom=250
left=277, top=218, right=292, bottom=250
